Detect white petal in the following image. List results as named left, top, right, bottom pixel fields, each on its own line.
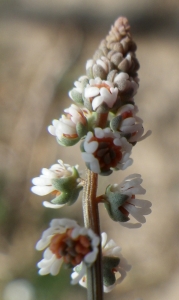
left=103, top=282, right=116, bottom=293
left=38, top=267, right=51, bottom=275
left=89, top=160, right=101, bottom=174
left=32, top=177, right=52, bottom=186
left=36, top=236, right=51, bottom=250
left=131, top=198, right=152, bottom=208
left=101, top=232, right=108, bottom=248
left=50, top=259, right=63, bottom=275
left=124, top=204, right=146, bottom=223
left=48, top=125, right=56, bottom=135
left=91, top=236, right=100, bottom=247
left=84, top=140, right=98, bottom=153
left=92, top=95, right=104, bottom=110
left=43, top=248, right=53, bottom=259
left=85, top=86, right=99, bottom=98
left=86, top=59, right=94, bottom=69
left=84, top=248, right=98, bottom=264
left=43, top=201, right=66, bottom=209
left=31, top=185, right=54, bottom=196
left=113, top=138, right=122, bottom=146
left=71, top=262, right=87, bottom=285
left=41, top=168, right=55, bottom=178
left=119, top=222, right=142, bottom=229
left=79, top=276, right=87, bottom=288
left=94, top=127, right=104, bottom=138
left=138, top=129, right=152, bottom=142
left=81, top=152, right=95, bottom=163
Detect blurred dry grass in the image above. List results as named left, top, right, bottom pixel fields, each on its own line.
left=0, top=1, right=179, bottom=299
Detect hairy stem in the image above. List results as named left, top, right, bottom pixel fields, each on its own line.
left=82, top=169, right=103, bottom=300
left=82, top=112, right=108, bottom=299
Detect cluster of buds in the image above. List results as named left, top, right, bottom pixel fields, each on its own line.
left=32, top=16, right=151, bottom=294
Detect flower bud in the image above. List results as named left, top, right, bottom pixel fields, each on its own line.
left=110, top=104, right=151, bottom=144
left=86, top=57, right=112, bottom=80
left=48, top=104, right=88, bottom=146
left=69, top=76, right=88, bottom=106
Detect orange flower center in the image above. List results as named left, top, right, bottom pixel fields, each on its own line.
left=93, top=83, right=111, bottom=92
left=50, top=229, right=92, bottom=267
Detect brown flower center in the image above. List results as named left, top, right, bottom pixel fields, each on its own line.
left=50, top=229, right=92, bottom=267
left=91, top=136, right=122, bottom=172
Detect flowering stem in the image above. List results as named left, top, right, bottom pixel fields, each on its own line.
left=82, top=169, right=103, bottom=300
left=82, top=112, right=108, bottom=299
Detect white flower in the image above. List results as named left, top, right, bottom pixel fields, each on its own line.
left=48, top=104, right=87, bottom=141
left=36, top=218, right=100, bottom=284
left=31, top=160, right=80, bottom=208
left=84, top=77, right=118, bottom=111
left=71, top=232, right=131, bottom=292
left=81, top=127, right=132, bottom=175
left=110, top=174, right=152, bottom=228
left=114, top=104, right=151, bottom=143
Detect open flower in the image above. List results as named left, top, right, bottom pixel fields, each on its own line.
left=104, top=174, right=152, bottom=228
left=110, top=104, right=151, bottom=144
left=71, top=232, right=131, bottom=292
left=48, top=104, right=88, bottom=146
left=84, top=77, right=118, bottom=112
left=31, top=160, right=83, bottom=208
left=36, top=218, right=100, bottom=284
left=81, top=127, right=132, bottom=175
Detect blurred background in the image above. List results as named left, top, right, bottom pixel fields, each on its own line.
left=0, top=0, right=179, bottom=299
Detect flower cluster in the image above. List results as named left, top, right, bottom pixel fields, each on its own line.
left=46, top=17, right=150, bottom=177
left=31, top=16, right=151, bottom=296
left=36, top=218, right=99, bottom=283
